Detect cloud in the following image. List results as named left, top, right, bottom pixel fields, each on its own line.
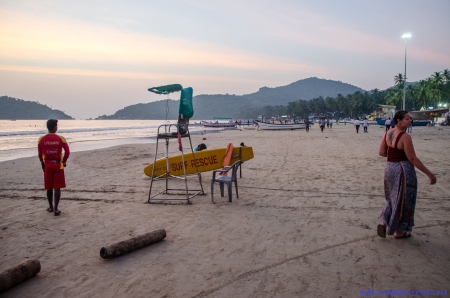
left=0, top=8, right=328, bottom=79
left=182, top=0, right=450, bottom=65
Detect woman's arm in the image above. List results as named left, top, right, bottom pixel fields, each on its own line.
left=378, top=134, right=387, bottom=157
left=402, top=134, right=437, bottom=184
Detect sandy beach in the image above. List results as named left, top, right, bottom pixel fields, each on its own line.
left=1, top=123, right=449, bottom=297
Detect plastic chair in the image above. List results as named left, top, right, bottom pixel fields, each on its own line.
left=211, top=160, right=241, bottom=203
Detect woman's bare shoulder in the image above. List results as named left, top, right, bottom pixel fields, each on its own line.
left=398, top=131, right=412, bottom=149
left=400, top=131, right=412, bottom=141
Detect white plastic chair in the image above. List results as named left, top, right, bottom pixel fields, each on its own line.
left=211, top=160, right=241, bottom=203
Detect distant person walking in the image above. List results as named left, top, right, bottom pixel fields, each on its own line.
left=363, top=118, right=369, bottom=133
left=377, top=110, right=436, bottom=239
left=326, top=118, right=330, bottom=128
left=305, top=119, right=310, bottom=132
left=329, top=119, right=333, bottom=128
left=354, top=119, right=361, bottom=133
left=320, top=119, right=325, bottom=132
left=38, top=119, right=70, bottom=216
left=385, top=118, right=391, bottom=132
left=407, top=118, right=413, bottom=133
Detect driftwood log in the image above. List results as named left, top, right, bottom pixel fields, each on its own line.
left=100, top=229, right=166, bottom=259
left=0, top=259, right=41, bottom=293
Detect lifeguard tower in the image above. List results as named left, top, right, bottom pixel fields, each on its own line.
left=146, top=84, right=204, bottom=204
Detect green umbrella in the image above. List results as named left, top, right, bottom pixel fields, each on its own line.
left=148, top=84, right=183, bottom=95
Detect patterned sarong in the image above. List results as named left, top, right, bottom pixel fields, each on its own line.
left=379, top=161, right=417, bottom=235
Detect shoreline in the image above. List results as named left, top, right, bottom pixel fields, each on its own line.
left=0, top=128, right=225, bottom=163
left=1, top=124, right=449, bottom=297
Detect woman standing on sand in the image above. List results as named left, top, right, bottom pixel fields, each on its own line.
left=377, top=110, right=436, bottom=239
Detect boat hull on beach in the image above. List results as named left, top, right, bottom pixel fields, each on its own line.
left=376, top=119, right=430, bottom=126
left=256, top=122, right=306, bottom=130
left=202, top=122, right=236, bottom=128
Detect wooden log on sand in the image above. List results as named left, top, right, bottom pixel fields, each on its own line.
left=100, top=229, right=166, bottom=259
left=0, top=259, right=41, bottom=293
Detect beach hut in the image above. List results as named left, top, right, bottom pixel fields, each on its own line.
left=374, top=105, right=396, bottom=120
left=409, top=108, right=449, bottom=124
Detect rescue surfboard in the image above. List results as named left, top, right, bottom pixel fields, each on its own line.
left=144, top=146, right=254, bottom=177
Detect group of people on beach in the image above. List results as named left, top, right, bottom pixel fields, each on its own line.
left=318, top=118, right=333, bottom=132
left=353, top=118, right=369, bottom=133
left=38, top=112, right=436, bottom=241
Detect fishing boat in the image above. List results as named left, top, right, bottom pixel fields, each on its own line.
left=256, top=121, right=306, bottom=130
left=202, top=116, right=237, bottom=128
left=202, top=121, right=236, bottom=128
left=376, top=119, right=430, bottom=126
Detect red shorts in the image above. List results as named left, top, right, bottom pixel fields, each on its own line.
left=44, top=163, right=66, bottom=190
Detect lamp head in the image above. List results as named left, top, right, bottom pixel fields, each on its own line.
left=402, top=33, right=412, bottom=39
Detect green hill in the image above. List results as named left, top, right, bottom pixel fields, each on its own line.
left=99, top=77, right=365, bottom=119
left=0, top=96, right=74, bottom=120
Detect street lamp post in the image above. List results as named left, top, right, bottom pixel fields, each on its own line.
left=402, top=33, right=411, bottom=111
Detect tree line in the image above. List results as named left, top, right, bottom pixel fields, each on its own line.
left=235, top=69, right=450, bottom=119
left=387, top=69, right=450, bottom=111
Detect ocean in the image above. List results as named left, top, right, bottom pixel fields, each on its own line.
left=0, top=120, right=212, bottom=162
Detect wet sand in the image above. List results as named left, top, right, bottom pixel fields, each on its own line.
left=0, top=123, right=449, bottom=297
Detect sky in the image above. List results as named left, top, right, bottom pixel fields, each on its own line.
left=0, top=0, right=449, bottom=119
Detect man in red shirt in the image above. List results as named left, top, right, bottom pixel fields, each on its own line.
left=38, top=119, right=70, bottom=216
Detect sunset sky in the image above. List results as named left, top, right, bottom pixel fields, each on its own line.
left=1, top=0, right=449, bottom=119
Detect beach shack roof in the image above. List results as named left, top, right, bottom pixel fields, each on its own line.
left=409, top=108, right=449, bottom=120
left=374, top=104, right=396, bottom=118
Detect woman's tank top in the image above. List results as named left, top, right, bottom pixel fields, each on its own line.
left=387, top=131, right=408, bottom=162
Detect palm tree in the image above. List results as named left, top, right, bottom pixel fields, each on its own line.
left=286, top=101, right=297, bottom=116
left=325, top=97, right=335, bottom=113
left=389, top=73, right=406, bottom=109
left=430, top=72, right=444, bottom=108
left=336, top=93, right=348, bottom=117
left=394, top=73, right=405, bottom=86
left=442, top=69, right=450, bottom=100
left=386, top=86, right=403, bottom=109
left=443, top=69, right=450, bottom=82
left=309, top=97, right=326, bottom=114
left=347, top=92, right=362, bottom=118
left=432, top=71, right=444, bottom=85
left=406, top=84, right=416, bottom=110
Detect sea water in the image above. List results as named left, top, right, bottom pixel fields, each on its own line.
left=0, top=120, right=211, bottom=162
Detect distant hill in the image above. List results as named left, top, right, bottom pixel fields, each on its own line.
left=100, top=77, right=365, bottom=119
left=241, top=77, right=365, bottom=105
left=0, top=96, right=74, bottom=120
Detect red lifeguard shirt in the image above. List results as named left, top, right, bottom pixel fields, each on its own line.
left=38, top=133, right=70, bottom=165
